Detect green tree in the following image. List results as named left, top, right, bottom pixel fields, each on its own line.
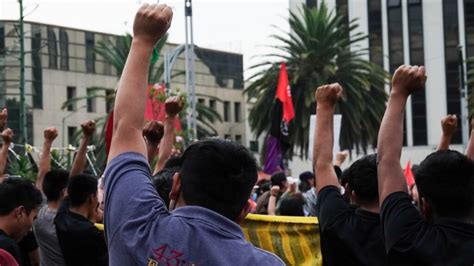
left=245, top=4, right=389, bottom=158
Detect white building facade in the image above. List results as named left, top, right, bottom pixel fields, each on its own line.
left=286, top=0, right=474, bottom=174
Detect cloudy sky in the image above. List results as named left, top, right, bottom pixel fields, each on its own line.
left=1, top=0, right=290, bottom=78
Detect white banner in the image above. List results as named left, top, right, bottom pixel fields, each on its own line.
left=308, top=114, right=342, bottom=160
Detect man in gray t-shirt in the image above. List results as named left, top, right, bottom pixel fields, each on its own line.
left=33, top=205, right=65, bottom=266
left=33, top=169, right=69, bottom=266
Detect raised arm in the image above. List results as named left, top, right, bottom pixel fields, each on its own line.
left=36, top=127, right=58, bottom=192
left=70, top=120, right=96, bottom=177
left=267, top=185, right=280, bottom=216
left=0, top=109, right=7, bottom=132
left=313, top=83, right=343, bottom=193
left=108, top=4, right=173, bottom=163
left=377, top=65, right=426, bottom=205
left=0, top=129, right=13, bottom=182
left=466, top=117, right=474, bottom=160
left=437, top=115, right=457, bottom=150
left=153, top=96, right=183, bottom=175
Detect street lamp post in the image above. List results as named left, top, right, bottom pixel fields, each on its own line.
left=18, top=0, right=27, bottom=143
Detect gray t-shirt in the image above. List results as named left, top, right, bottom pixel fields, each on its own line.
left=33, top=205, right=65, bottom=266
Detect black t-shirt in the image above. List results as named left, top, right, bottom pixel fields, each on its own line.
left=0, top=229, right=21, bottom=265
left=18, top=231, right=37, bottom=266
left=54, top=199, right=108, bottom=266
left=381, top=192, right=474, bottom=266
left=316, top=186, right=388, bottom=266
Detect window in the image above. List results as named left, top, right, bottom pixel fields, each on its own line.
left=198, top=98, right=205, bottom=105
left=0, top=22, right=5, bottom=55
left=68, top=126, right=77, bottom=146
left=408, top=0, right=427, bottom=145
left=368, top=0, right=384, bottom=67
left=387, top=0, right=407, bottom=145
left=336, top=0, right=349, bottom=29
left=464, top=0, right=474, bottom=96
left=209, top=99, right=216, bottom=110
left=47, top=27, right=58, bottom=69
left=223, top=101, right=230, bottom=122
left=105, top=89, right=114, bottom=112
left=67, top=86, right=76, bottom=111
left=59, top=29, right=69, bottom=71
left=443, top=0, right=462, bottom=144
left=249, top=140, right=259, bottom=152
left=234, top=102, right=241, bottom=122
left=306, top=0, right=317, bottom=8
left=31, top=25, right=43, bottom=109
left=224, top=134, right=231, bottom=140
left=87, top=88, right=97, bottom=113
left=235, top=135, right=242, bottom=144
left=85, top=32, right=95, bottom=73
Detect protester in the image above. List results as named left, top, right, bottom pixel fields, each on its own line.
left=0, top=178, right=43, bottom=265
left=0, top=128, right=13, bottom=183
left=313, top=83, right=388, bottom=265
left=255, top=172, right=287, bottom=214
left=103, top=4, right=283, bottom=265
left=298, top=172, right=318, bottom=216
left=278, top=193, right=306, bottom=216
left=54, top=174, right=108, bottom=266
left=377, top=65, right=474, bottom=264
left=152, top=156, right=181, bottom=209
left=142, top=120, right=164, bottom=166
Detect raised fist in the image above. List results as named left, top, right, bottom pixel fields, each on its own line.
left=0, top=108, right=7, bottom=131
left=165, top=96, right=184, bottom=117
left=44, top=127, right=59, bottom=142
left=315, top=83, right=343, bottom=107
left=81, top=120, right=96, bottom=138
left=133, top=4, right=173, bottom=47
left=335, top=151, right=349, bottom=166
left=441, top=115, right=458, bottom=137
left=1, top=128, right=13, bottom=144
left=391, top=65, right=426, bottom=97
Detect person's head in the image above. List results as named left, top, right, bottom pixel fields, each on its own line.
left=68, top=174, right=98, bottom=219
left=170, top=138, right=257, bottom=223
left=153, top=157, right=182, bottom=209
left=298, top=171, right=314, bottom=193
left=270, top=172, right=287, bottom=192
left=279, top=193, right=305, bottom=216
left=142, top=121, right=164, bottom=162
left=415, top=150, right=474, bottom=221
left=0, top=178, right=42, bottom=240
left=346, top=154, right=379, bottom=206
left=43, top=169, right=69, bottom=203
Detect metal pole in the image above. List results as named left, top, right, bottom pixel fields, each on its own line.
left=189, top=0, right=197, bottom=139
left=458, top=46, right=469, bottom=147
left=19, top=0, right=27, bottom=143
left=184, top=0, right=192, bottom=140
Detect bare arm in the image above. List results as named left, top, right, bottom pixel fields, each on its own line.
left=70, top=120, right=95, bottom=177
left=313, top=83, right=343, bottom=193
left=377, top=65, right=426, bottom=205
left=108, top=4, right=173, bottom=164
left=0, top=109, right=7, bottom=132
left=465, top=118, right=474, bottom=159
left=0, top=129, right=13, bottom=183
left=36, top=127, right=58, bottom=192
left=267, top=186, right=279, bottom=216
left=153, top=96, right=183, bottom=175
left=437, top=115, right=457, bottom=150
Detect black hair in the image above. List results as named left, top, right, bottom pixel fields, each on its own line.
left=0, top=178, right=42, bottom=216
left=347, top=154, right=378, bottom=203
left=270, top=172, right=286, bottom=187
left=298, top=171, right=314, bottom=193
left=163, top=156, right=182, bottom=169
left=415, top=150, right=474, bottom=219
left=279, top=193, right=305, bottom=216
left=68, top=174, right=98, bottom=207
left=153, top=169, right=175, bottom=208
left=43, top=170, right=69, bottom=202
left=179, top=138, right=257, bottom=221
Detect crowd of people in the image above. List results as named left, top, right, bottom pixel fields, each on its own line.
left=0, top=4, right=473, bottom=266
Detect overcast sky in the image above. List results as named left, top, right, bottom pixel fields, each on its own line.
left=0, top=0, right=290, bottom=79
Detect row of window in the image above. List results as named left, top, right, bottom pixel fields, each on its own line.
left=198, top=98, right=242, bottom=123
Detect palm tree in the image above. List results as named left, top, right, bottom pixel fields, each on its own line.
left=245, top=3, right=388, bottom=158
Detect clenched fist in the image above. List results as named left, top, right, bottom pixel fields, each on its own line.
left=316, top=83, right=343, bottom=107
left=165, top=96, right=184, bottom=118
left=44, top=127, right=59, bottom=142
left=1, top=128, right=13, bottom=144
left=391, top=65, right=426, bottom=97
left=441, top=115, right=458, bottom=137
left=81, top=120, right=96, bottom=138
left=133, top=4, right=173, bottom=47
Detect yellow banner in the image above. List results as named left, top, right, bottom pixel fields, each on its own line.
left=241, top=214, right=322, bottom=266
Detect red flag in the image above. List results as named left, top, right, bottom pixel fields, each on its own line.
left=276, top=62, right=295, bottom=123
left=404, top=160, right=415, bottom=187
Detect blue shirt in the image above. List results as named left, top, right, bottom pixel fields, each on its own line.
left=104, top=152, right=284, bottom=266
